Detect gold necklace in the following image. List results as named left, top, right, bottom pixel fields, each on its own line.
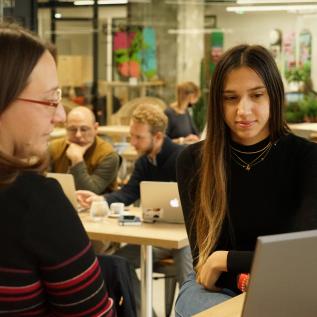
left=231, top=141, right=272, bottom=155
left=231, top=142, right=273, bottom=171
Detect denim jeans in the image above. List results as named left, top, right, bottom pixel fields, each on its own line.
left=175, top=272, right=236, bottom=317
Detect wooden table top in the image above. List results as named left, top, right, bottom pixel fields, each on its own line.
left=79, top=207, right=189, bottom=249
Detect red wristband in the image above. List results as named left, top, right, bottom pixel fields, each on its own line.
left=237, top=273, right=249, bottom=292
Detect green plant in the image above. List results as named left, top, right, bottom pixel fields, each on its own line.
left=285, top=64, right=311, bottom=84
left=284, top=102, right=305, bottom=123
left=299, top=93, right=317, bottom=121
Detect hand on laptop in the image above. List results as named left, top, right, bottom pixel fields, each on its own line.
left=197, top=251, right=228, bottom=291
left=76, top=190, right=101, bottom=208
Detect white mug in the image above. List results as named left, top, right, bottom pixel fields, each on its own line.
left=90, top=199, right=109, bottom=222
left=110, top=202, right=124, bottom=215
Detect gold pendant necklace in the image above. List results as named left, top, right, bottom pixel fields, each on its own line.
left=231, top=142, right=272, bottom=171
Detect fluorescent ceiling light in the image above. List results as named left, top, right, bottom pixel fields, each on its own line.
left=238, top=0, right=317, bottom=3
left=54, top=13, right=62, bottom=18
left=168, top=28, right=231, bottom=34
left=227, top=4, right=317, bottom=13
left=74, top=0, right=128, bottom=5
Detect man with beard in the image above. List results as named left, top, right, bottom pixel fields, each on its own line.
left=77, top=103, right=193, bottom=314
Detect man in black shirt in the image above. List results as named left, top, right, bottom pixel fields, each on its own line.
left=77, top=103, right=193, bottom=313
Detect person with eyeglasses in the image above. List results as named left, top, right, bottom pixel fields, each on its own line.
left=0, top=23, right=116, bottom=316
left=77, top=104, right=193, bottom=316
left=49, top=106, right=120, bottom=195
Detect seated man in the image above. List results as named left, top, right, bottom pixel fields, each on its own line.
left=49, top=106, right=120, bottom=194
left=77, top=103, right=193, bottom=312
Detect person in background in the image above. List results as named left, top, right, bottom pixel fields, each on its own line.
left=0, top=23, right=115, bottom=316
left=165, top=81, right=200, bottom=144
left=49, top=106, right=120, bottom=194
left=77, top=103, right=193, bottom=314
left=175, top=44, right=317, bottom=316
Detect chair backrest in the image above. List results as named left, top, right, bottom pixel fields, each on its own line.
left=111, top=96, right=167, bottom=125
left=97, top=255, right=137, bottom=317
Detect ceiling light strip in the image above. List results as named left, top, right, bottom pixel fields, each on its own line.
left=74, top=0, right=128, bottom=5
left=227, top=4, right=317, bottom=12
left=238, top=0, right=317, bottom=4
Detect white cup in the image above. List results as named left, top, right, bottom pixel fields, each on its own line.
left=90, top=199, right=109, bottom=222
left=110, top=202, right=124, bottom=216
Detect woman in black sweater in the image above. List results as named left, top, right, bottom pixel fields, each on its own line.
left=175, top=44, right=317, bottom=316
left=0, top=23, right=115, bottom=316
left=165, top=81, right=200, bottom=144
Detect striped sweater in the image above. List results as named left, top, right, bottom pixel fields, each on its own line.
left=0, top=172, right=115, bottom=316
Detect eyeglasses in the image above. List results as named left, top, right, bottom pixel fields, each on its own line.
left=17, top=88, right=62, bottom=108
left=66, top=126, right=92, bottom=134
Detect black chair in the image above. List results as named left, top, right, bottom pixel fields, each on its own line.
left=98, top=255, right=137, bottom=317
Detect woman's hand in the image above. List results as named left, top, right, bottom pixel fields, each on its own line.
left=197, top=251, right=229, bottom=291
left=184, top=134, right=200, bottom=143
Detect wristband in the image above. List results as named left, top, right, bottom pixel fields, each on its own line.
left=237, top=273, right=249, bottom=292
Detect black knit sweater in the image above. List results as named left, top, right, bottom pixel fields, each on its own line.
left=0, top=172, right=115, bottom=316
left=177, top=133, right=317, bottom=292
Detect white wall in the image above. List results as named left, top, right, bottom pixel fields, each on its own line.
left=206, top=5, right=317, bottom=89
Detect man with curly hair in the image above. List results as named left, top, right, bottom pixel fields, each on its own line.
left=77, top=103, right=193, bottom=315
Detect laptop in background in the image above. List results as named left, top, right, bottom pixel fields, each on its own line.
left=242, top=229, right=317, bottom=317
left=46, top=172, right=78, bottom=209
left=140, top=181, right=184, bottom=223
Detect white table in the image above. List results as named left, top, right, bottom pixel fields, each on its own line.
left=79, top=208, right=188, bottom=317
left=289, top=122, right=317, bottom=139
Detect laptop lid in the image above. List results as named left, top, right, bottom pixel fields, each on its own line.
left=47, top=172, right=78, bottom=209
left=140, top=181, right=184, bottom=223
left=242, top=230, right=317, bottom=317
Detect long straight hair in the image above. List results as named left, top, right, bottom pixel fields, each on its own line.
left=194, top=44, right=290, bottom=274
left=175, top=81, right=200, bottom=110
left=0, top=23, right=47, bottom=187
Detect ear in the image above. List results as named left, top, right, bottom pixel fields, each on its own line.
left=153, top=131, right=164, bottom=142
left=94, top=122, right=99, bottom=130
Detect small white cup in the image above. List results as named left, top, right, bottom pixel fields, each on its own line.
left=90, top=199, right=109, bottom=222
left=110, top=202, right=124, bottom=216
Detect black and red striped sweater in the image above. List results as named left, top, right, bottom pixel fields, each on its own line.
left=0, top=172, right=115, bottom=316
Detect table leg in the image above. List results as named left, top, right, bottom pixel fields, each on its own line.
left=140, top=245, right=153, bottom=317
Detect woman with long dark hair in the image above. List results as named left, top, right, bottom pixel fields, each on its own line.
left=0, top=23, right=115, bottom=316
left=175, top=44, right=317, bottom=316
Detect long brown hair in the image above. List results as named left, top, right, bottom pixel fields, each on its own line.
left=194, top=44, right=290, bottom=274
left=174, top=81, right=200, bottom=110
left=0, top=23, right=47, bottom=187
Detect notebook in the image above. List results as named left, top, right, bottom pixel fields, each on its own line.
left=46, top=172, right=78, bottom=210
left=242, top=229, right=317, bottom=317
left=140, top=181, right=184, bottom=223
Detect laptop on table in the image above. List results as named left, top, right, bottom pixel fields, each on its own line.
left=241, top=229, right=317, bottom=317
left=46, top=172, right=78, bottom=210
left=195, top=229, right=317, bottom=317
left=140, top=181, right=184, bottom=223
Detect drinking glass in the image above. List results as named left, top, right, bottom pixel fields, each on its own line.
left=90, top=199, right=109, bottom=222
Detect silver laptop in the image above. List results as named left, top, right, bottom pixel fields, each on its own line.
left=46, top=172, right=78, bottom=209
left=242, top=229, right=317, bottom=317
left=140, top=181, right=184, bottom=223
